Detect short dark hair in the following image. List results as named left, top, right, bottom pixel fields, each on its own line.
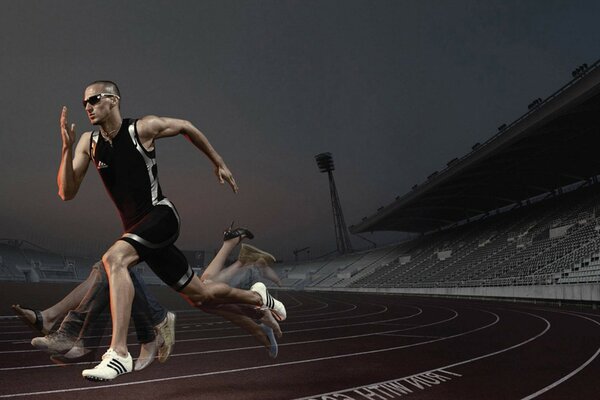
left=87, top=80, right=121, bottom=97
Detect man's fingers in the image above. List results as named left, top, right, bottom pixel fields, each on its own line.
left=60, top=107, right=66, bottom=125
left=227, top=176, right=238, bottom=193
left=216, top=167, right=237, bottom=193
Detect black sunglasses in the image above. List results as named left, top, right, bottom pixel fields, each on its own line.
left=82, top=93, right=120, bottom=107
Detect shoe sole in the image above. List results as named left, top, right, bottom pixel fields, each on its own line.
left=83, top=376, right=111, bottom=382
left=82, top=368, right=130, bottom=381
left=83, top=372, right=130, bottom=382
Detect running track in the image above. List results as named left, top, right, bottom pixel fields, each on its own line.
left=1, top=289, right=600, bottom=399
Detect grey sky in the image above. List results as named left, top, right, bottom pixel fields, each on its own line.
left=1, top=1, right=599, bottom=260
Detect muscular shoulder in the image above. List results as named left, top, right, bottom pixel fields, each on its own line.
left=136, top=115, right=162, bottom=137
left=136, top=115, right=188, bottom=140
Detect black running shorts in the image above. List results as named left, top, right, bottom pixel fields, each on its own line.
left=119, top=201, right=194, bottom=291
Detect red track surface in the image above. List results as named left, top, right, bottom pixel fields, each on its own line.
left=1, top=291, right=600, bottom=399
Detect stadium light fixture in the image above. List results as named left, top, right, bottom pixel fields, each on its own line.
left=314, top=152, right=353, bottom=254
left=315, top=152, right=335, bottom=173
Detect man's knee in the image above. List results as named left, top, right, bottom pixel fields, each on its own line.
left=102, top=248, right=136, bottom=273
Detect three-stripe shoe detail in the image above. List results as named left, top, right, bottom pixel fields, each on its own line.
left=250, top=282, right=287, bottom=321
left=264, top=292, right=275, bottom=309
left=82, top=348, right=132, bottom=381
left=108, top=358, right=127, bottom=375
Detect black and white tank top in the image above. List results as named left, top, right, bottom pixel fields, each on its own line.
left=90, top=118, right=168, bottom=229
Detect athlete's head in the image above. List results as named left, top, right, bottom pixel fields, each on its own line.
left=83, top=80, right=121, bottom=125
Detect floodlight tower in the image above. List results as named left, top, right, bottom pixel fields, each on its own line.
left=315, top=152, right=353, bottom=254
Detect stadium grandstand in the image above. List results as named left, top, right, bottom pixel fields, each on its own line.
left=0, top=239, right=95, bottom=283
left=275, top=59, right=600, bottom=303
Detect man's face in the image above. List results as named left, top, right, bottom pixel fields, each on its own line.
left=83, top=84, right=117, bottom=125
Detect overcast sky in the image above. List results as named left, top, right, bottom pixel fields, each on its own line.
left=1, top=1, right=599, bottom=261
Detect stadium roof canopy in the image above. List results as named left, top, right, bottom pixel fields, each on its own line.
left=351, top=60, right=600, bottom=234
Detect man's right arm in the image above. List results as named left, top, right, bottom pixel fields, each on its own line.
left=57, top=106, right=91, bottom=201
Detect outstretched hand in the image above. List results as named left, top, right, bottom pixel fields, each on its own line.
left=60, top=106, right=76, bottom=148
left=215, top=165, right=238, bottom=193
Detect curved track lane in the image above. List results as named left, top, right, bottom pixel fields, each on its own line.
left=0, top=292, right=599, bottom=399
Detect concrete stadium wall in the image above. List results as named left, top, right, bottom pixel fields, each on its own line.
left=304, top=283, right=600, bottom=303
left=0, top=282, right=189, bottom=316
left=2, top=282, right=597, bottom=316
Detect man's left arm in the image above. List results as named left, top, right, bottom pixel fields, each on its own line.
left=136, top=115, right=238, bottom=193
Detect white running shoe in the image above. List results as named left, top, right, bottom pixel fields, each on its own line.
left=250, top=282, right=287, bottom=321
left=82, top=348, right=132, bottom=381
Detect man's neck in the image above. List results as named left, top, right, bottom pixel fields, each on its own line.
left=100, top=114, right=123, bottom=138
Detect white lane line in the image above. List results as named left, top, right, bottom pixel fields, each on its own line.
left=277, top=291, right=304, bottom=309
left=0, top=305, right=437, bottom=372
left=0, top=306, right=497, bottom=398
left=378, top=333, right=442, bottom=338
left=521, top=310, right=600, bottom=400
left=0, top=328, right=430, bottom=372
left=0, top=309, right=428, bottom=371
left=286, top=292, right=331, bottom=313
left=0, top=295, right=365, bottom=339
left=295, top=308, right=550, bottom=400
left=0, top=292, right=382, bottom=345
left=0, top=305, right=407, bottom=352
left=0, top=303, right=421, bottom=353
left=285, top=304, right=384, bottom=324
left=286, top=292, right=372, bottom=318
